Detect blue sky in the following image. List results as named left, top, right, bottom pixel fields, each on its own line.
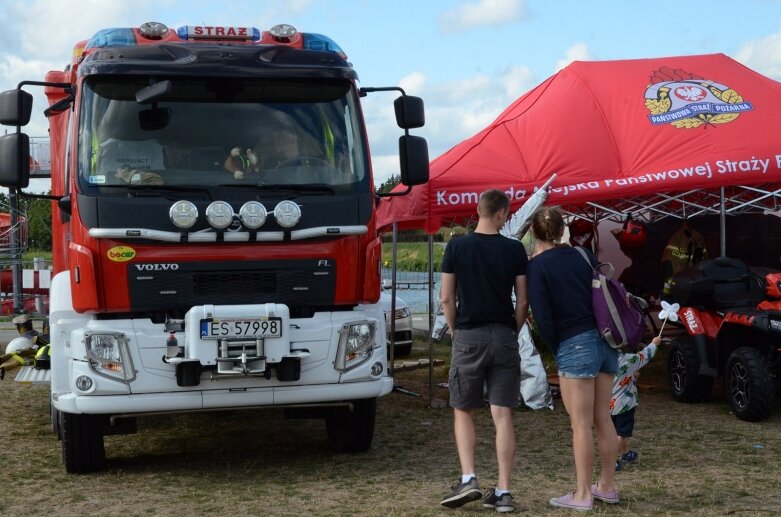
left=2, top=0, right=781, bottom=191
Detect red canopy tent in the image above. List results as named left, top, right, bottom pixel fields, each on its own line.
left=377, top=53, right=781, bottom=233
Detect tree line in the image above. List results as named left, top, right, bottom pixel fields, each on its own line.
left=0, top=191, right=52, bottom=250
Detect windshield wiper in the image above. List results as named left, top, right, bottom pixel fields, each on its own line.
left=217, top=183, right=335, bottom=194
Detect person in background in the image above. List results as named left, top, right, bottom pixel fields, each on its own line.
left=0, top=315, right=48, bottom=380
left=611, top=336, right=661, bottom=471
left=526, top=206, right=620, bottom=512
left=439, top=189, right=528, bottom=513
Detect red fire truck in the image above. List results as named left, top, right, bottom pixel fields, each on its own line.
left=0, top=22, right=428, bottom=473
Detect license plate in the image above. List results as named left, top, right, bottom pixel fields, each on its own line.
left=200, top=317, right=282, bottom=340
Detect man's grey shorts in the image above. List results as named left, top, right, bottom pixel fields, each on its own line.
left=448, top=323, right=521, bottom=409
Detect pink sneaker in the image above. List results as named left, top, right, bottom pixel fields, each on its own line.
left=549, top=492, right=593, bottom=511
left=591, top=483, right=620, bottom=504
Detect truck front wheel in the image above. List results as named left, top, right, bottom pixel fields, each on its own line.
left=727, top=347, right=775, bottom=422
left=61, top=412, right=107, bottom=473
left=667, top=336, right=713, bottom=402
left=325, top=398, right=377, bottom=453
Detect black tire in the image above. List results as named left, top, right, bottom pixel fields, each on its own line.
left=726, top=347, right=776, bottom=422
left=61, top=412, right=107, bottom=474
left=325, top=398, right=377, bottom=453
left=51, top=403, right=61, bottom=440
left=394, top=343, right=412, bottom=358
left=667, top=336, right=713, bottom=402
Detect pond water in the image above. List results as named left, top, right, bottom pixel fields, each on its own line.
left=382, top=269, right=440, bottom=313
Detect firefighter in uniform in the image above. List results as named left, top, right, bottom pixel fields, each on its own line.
left=0, top=314, right=50, bottom=380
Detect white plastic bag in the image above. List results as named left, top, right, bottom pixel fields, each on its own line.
left=519, top=323, right=554, bottom=410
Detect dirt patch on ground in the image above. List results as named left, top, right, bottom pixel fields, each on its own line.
left=1, top=340, right=779, bottom=516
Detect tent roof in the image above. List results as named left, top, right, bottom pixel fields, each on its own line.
left=377, top=53, right=781, bottom=232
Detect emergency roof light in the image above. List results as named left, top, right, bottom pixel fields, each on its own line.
left=302, top=33, right=347, bottom=59
left=82, top=23, right=347, bottom=59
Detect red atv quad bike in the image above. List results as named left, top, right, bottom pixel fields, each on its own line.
left=665, top=256, right=780, bottom=421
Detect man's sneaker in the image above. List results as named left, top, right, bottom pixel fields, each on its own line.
left=482, top=488, right=515, bottom=513
left=440, top=477, right=482, bottom=508
left=621, top=450, right=638, bottom=464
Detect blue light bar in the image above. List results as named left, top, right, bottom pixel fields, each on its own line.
left=85, top=28, right=137, bottom=49
left=303, top=33, right=347, bottom=59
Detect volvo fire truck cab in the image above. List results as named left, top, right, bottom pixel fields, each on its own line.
left=0, top=22, right=429, bottom=473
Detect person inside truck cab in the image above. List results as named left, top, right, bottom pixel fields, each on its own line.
left=224, top=125, right=312, bottom=180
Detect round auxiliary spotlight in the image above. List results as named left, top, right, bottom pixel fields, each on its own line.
left=139, top=22, right=168, bottom=39
left=273, top=200, right=301, bottom=229
left=239, top=201, right=267, bottom=229
left=169, top=200, right=198, bottom=229
left=205, top=201, right=235, bottom=230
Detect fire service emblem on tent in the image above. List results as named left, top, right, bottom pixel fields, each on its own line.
left=645, top=66, right=753, bottom=128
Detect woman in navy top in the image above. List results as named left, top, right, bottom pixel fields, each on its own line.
left=527, top=207, right=620, bottom=511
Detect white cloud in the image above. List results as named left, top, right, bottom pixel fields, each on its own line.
left=439, top=0, right=527, bottom=32
left=735, top=27, right=781, bottom=80
left=364, top=66, right=537, bottom=188
left=555, top=42, right=594, bottom=72
left=13, top=0, right=137, bottom=60
left=501, top=64, right=534, bottom=98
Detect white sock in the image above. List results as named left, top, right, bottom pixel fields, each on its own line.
left=461, top=474, right=475, bottom=483
left=495, top=488, right=509, bottom=496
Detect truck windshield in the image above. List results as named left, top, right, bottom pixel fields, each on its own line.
left=77, top=76, right=369, bottom=193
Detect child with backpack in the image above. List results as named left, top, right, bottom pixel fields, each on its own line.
left=610, top=336, right=661, bottom=471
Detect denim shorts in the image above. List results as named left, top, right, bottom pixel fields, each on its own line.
left=556, top=328, right=618, bottom=379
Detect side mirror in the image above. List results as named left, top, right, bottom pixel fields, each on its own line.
left=399, top=135, right=429, bottom=186
left=0, top=133, right=31, bottom=188
left=0, top=89, right=33, bottom=126
left=393, top=95, right=425, bottom=129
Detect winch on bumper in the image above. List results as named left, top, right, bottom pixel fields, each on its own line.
left=159, top=303, right=381, bottom=388
left=165, top=303, right=309, bottom=386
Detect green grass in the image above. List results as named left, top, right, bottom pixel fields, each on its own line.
left=382, top=242, right=445, bottom=272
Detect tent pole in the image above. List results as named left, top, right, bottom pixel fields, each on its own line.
left=720, top=187, right=726, bottom=257
left=390, top=222, right=397, bottom=376
left=428, top=233, right=434, bottom=408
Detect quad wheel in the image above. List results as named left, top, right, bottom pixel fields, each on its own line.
left=726, top=347, right=776, bottom=422
left=325, top=398, right=377, bottom=453
left=667, top=335, right=713, bottom=402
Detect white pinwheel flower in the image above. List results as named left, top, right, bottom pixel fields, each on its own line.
left=658, top=300, right=680, bottom=322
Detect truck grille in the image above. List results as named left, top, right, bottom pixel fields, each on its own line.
left=128, top=259, right=335, bottom=311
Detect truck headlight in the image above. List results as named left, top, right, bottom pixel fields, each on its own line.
left=770, top=319, right=781, bottom=332
left=335, top=321, right=376, bottom=372
left=394, top=307, right=410, bottom=320
left=85, top=332, right=136, bottom=382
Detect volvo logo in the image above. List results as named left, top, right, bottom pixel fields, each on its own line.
left=134, top=263, right=180, bottom=271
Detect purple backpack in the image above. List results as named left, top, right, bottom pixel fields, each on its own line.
left=576, top=247, right=647, bottom=352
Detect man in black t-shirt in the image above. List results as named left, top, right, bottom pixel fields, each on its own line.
left=438, top=189, right=528, bottom=512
